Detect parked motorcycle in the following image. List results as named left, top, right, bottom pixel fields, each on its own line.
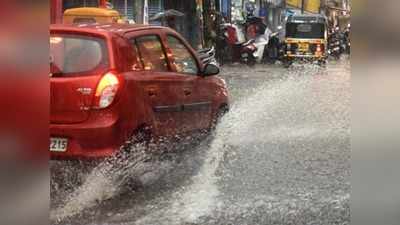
left=328, top=27, right=342, bottom=59
left=218, top=22, right=257, bottom=65
left=218, top=15, right=283, bottom=66
left=343, top=24, right=351, bottom=54
left=239, top=39, right=258, bottom=66
left=263, top=26, right=284, bottom=64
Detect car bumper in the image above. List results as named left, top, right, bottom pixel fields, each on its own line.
left=50, top=111, right=125, bottom=160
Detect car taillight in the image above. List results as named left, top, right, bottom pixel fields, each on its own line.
left=94, top=72, right=120, bottom=109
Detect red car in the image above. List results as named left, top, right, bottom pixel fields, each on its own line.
left=50, top=23, right=229, bottom=160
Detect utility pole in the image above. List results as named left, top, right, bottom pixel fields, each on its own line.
left=143, top=0, right=149, bottom=24
left=124, top=0, right=128, bottom=17
left=301, top=0, right=305, bottom=14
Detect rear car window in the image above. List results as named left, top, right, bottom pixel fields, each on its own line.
left=285, top=23, right=325, bottom=39
left=72, top=17, right=97, bottom=24
left=50, top=34, right=109, bottom=77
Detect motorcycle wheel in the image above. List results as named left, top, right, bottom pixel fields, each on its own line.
left=241, top=54, right=256, bottom=66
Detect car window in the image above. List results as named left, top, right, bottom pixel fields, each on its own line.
left=134, top=35, right=169, bottom=72
left=166, top=35, right=198, bottom=75
left=129, top=39, right=144, bottom=71
left=50, top=34, right=109, bottom=76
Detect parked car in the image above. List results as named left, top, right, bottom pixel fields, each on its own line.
left=50, top=23, right=229, bottom=160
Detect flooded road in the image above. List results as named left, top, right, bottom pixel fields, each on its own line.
left=51, top=57, right=350, bottom=225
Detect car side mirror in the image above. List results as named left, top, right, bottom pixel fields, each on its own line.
left=202, top=63, right=220, bottom=76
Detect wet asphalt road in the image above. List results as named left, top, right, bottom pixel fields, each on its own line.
left=51, top=57, right=350, bottom=225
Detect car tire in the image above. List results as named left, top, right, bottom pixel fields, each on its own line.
left=108, top=126, right=153, bottom=192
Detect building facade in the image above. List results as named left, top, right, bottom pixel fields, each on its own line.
left=321, top=0, right=351, bottom=29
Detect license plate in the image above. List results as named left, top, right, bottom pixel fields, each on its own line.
left=241, top=53, right=248, bottom=57
left=50, top=138, right=68, bottom=152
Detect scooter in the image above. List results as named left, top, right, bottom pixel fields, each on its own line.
left=219, top=22, right=258, bottom=65
left=242, top=27, right=283, bottom=65
left=239, top=39, right=258, bottom=66
left=263, top=26, right=283, bottom=64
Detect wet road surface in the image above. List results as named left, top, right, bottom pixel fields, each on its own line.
left=51, top=57, right=350, bottom=225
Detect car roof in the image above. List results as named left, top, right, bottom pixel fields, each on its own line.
left=50, top=23, right=169, bottom=37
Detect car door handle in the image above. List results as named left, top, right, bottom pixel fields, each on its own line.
left=183, top=89, right=191, bottom=96
left=146, top=88, right=157, bottom=97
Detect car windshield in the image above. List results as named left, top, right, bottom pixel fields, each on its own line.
left=285, top=23, right=325, bottom=39
left=50, top=34, right=109, bottom=76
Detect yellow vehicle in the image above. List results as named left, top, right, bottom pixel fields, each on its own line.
left=283, top=14, right=328, bottom=66
left=63, top=7, right=127, bottom=24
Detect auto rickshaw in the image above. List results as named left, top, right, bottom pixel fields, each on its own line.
left=283, top=14, right=328, bottom=67
left=63, top=7, right=128, bottom=24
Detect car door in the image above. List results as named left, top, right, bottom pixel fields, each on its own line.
left=126, top=32, right=185, bottom=137
left=163, top=33, right=213, bottom=132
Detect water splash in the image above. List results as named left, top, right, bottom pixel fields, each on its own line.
left=51, top=142, right=152, bottom=222
left=133, top=62, right=349, bottom=224
left=132, top=75, right=315, bottom=224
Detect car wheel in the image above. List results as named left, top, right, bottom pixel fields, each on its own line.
left=121, top=126, right=152, bottom=152
left=106, top=126, right=153, bottom=192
